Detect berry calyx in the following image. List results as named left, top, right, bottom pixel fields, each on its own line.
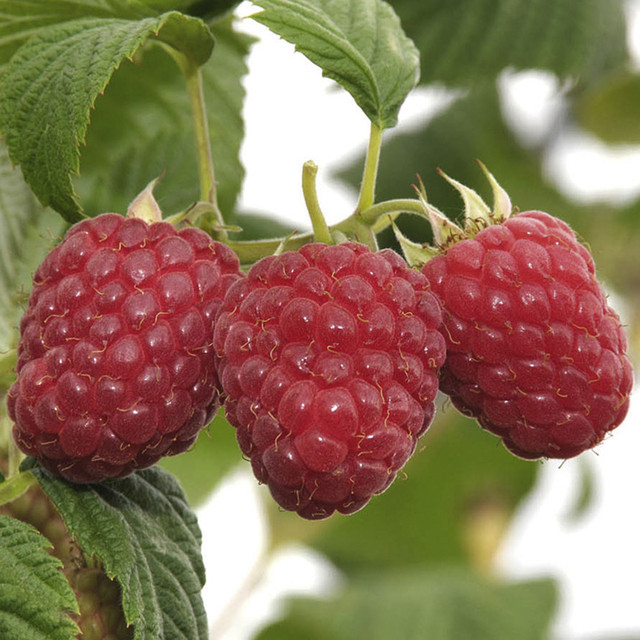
left=413, top=166, right=633, bottom=459
left=214, top=242, right=445, bottom=519
left=7, top=209, right=242, bottom=482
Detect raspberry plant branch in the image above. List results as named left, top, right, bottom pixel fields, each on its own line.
left=302, top=160, right=333, bottom=244
left=224, top=192, right=421, bottom=264
left=208, top=547, right=271, bottom=639
left=6, top=430, right=22, bottom=480
left=0, top=350, right=17, bottom=392
left=346, top=215, right=379, bottom=251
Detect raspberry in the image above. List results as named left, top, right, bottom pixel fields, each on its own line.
left=67, top=565, right=132, bottom=640
left=214, top=242, right=445, bottom=519
left=7, top=213, right=242, bottom=482
left=422, top=209, right=633, bottom=459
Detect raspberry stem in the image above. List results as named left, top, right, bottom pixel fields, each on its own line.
left=208, top=549, right=270, bottom=638
left=226, top=233, right=314, bottom=264
left=302, top=160, right=332, bottom=244
left=355, top=122, right=383, bottom=213
left=0, top=411, right=23, bottom=479
left=360, top=198, right=426, bottom=227
left=0, top=470, right=36, bottom=506
left=171, top=50, right=228, bottom=242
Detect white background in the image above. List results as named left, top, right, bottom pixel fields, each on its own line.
left=196, top=2, right=640, bottom=639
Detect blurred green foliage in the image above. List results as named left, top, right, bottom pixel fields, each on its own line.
left=256, top=570, right=557, bottom=640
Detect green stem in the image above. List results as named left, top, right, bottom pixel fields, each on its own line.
left=1, top=411, right=23, bottom=478
left=0, top=471, right=36, bottom=506
left=360, top=198, right=426, bottom=225
left=355, top=122, right=384, bottom=213
left=302, top=161, right=332, bottom=244
left=8, top=438, right=23, bottom=478
left=226, top=232, right=314, bottom=265
left=172, top=50, right=227, bottom=241
left=353, top=222, right=379, bottom=252
left=370, top=212, right=400, bottom=235
left=225, top=197, right=425, bottom=264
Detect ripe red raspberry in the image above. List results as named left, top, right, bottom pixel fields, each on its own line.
left=7, top=213, right=242, bottom=482
left=214, top=242, right=445, bottom=519
left=422, top=209, right=633, bottom=459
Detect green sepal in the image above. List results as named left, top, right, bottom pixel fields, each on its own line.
left=414, top=179, right=464, bottom=249
left=391, top=221, right=436, bottom=267
left=438, top=168, right=492, bottom=229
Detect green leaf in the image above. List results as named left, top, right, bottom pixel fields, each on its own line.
left=250, top=0, right=420, bottom=129
left=0, top=0, right=157, bottom=68
left=0, top=11, right=214, bottom=221
left=28, top=463, right=208, bottom=640
left=387, top=0, right=627, bottom=88
left=0, top=138, right=65, bottom=354
left=256, top=569, right=557, bottom=640
left=577, top=70, right=640, bottom=144
left=73, top=17, right=251, bottom=219
left=0, top=515, right=80, bottom=640
left=139, top=0, right=240, bottom=18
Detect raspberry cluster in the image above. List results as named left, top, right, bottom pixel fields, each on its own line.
left=422, top=210, right=633, bottom=459
left=7, top=213, right=241, bottom=482
left=213, top=242, right=446, bottom=519
left=6, top=186, right=634, bottom=517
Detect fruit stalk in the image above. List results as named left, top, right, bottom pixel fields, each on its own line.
left=360, top=198, right=426, bottom=228
left=174, top=51, right=227, bottom=241
left=0, top=470, right=36, bottom=505
left=355, top=122, right=383, bottom=213
left=302, top=160, right=332, bottom=244
left=1, top=412, right=23, bottom=479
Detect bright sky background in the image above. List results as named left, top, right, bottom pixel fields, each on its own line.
left=196, top=3, right=640, bottom=639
